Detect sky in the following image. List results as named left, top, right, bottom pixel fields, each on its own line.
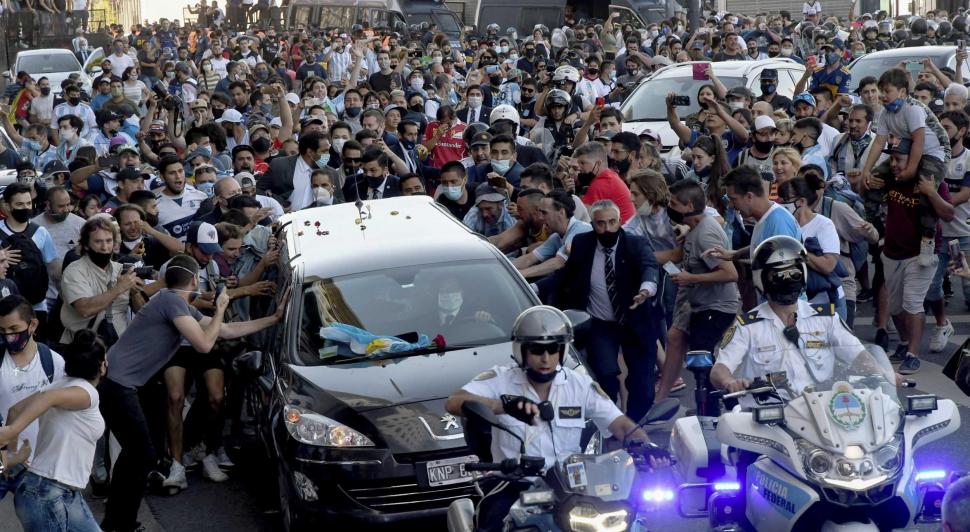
left=141, top=0, right=209, bottom=25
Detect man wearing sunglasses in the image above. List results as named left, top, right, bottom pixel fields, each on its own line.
left=446, top=305, right=662, bottom=532
left=711, top=236, right=889, bottom=403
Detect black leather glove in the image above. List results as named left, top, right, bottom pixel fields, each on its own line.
left=500, top=394, right=537, bottom=424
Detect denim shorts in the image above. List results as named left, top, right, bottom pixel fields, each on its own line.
left=14, top=471, right=101, bottom=532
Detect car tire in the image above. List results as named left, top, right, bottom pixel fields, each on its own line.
left=277, top=462, right=310, bottom=532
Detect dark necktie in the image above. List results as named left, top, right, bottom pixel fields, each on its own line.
left=604, top=247, right=618, bottom=315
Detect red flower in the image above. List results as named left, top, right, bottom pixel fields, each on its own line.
left=433, top=334, right=446, bottom=348
left=314, top=221, right=321, bottom=227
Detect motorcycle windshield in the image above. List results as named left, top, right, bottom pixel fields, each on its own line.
left=784, top=344, right=902, bottom=452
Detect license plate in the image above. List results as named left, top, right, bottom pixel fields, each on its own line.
left=423, top=455, right=478, bottom=487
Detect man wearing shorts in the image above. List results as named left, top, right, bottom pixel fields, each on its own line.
left=871, top=138, right=955, bottom=374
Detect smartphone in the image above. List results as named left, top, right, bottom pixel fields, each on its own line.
left=905, top=60, right=923, bottom=74
left=692, top=62, right=710, bottom=81
left=662, top=261, right=681, bottom=275
left=960, top=39, right=966, bottom=51
left=135, top=266, right=155, bottom=280
left=99, top=155, right=120, bottom=169
left=807, top=55, right=818, bottom=68
left=485, top=64, right=500, bottom=74
left=950, top=239, right=962, bottom=261
left=595, top=96, right=605, bottom=107
left=122, top=263, right=133, bottom=275
left=671, top=95, right=690, bottom=106
left=260, top=85, right=276, bottom=95
left=215, top=279, right=226, bottom=299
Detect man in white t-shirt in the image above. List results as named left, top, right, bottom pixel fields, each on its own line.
left=0, top=295, right=65, bottom=498
left=108, top=39, right=136, bottom=79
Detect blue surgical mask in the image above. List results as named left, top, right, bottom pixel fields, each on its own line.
left=825, top=52, right=840, bottom=66
left=884, top=98, right=904, bottom=113
left=260, top=103, right=272, bottom=115
left=196, top=181, right=215, bottom=198
left=317, top=153, right=331, bottom=167
left=491, top=159, right=512, bottom=175
left=22, top=139, right=42, bottom=153
left=441, top=185, right=463, bottom=201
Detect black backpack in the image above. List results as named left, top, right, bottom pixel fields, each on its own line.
left=0, top=223, right=50, bottom=305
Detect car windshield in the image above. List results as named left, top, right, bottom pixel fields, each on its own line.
left=622, top=75, right=745, bottom=121
left=18, top=53, right=81, bottom=74
left=849, top=54, right=948, bottom=91
left=296, top=259, right=534, bottom=365
left=407, top=12, right=462, bottom=33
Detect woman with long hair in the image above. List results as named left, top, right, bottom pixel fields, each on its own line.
left=686, top=135, right=730, bottom=213
left=0, top=329, right=106, bottom=532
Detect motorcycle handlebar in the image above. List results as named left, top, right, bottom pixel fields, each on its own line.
left=466, top=462, right=503, bottom=472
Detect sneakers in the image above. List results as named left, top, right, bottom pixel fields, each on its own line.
left=919, top=237, right=935, bottom=267
left=899, top=355, right=921, bottom=375
left=182, top=445, right=205, bottom=470
left=162, top=461, right=188, bottom=493
left=874, top=329, right=890, bottom=352
left=890, top=343, right=909, bottom=363
left=202, top=454, right=229, bottom=482
left=856, top=288, right=874, bottom=303
left=215, top=447, right=235, bottom=469
left=929, top=320, right=955, bottom=353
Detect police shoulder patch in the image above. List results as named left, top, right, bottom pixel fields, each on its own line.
left=720, top=323, right=737, bottom=349
left=814, top=304, right=836, bottom=316
left=592, top=382, right=609, bottom=399
left=474, top=369, right=497, bottom=381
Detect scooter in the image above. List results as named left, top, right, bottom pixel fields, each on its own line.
left=669, top=346, right=962, bottom=531
left=447, top=398, right=681, bottom=532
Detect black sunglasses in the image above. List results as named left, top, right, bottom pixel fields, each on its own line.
left=343, top=157, right=362, bottom=163
left=524, top=342, right=562, bottom=355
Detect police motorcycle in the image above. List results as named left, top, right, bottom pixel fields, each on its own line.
left=670, top=353, right=961, bottom=531
left=446, top=397, right=681, bottom=532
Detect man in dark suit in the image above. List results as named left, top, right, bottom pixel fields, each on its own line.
left=256, top=131, right=327, bottom=209
left=457, top=86, right=491, bottom=124
left=541, top=199, right=660, bottom=422
left=342, top=145, right=402, bottom=201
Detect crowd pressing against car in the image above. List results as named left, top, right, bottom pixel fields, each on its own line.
left=2, top=3, right=970, bottom=531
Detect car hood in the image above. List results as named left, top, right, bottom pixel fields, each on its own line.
left=37, top=72, right=90, bottom=94
left=360, top=398, right=466, bottom=454
left=622, top=121, right=680, bottom=151
left=287, top=342, right=513, bottom=411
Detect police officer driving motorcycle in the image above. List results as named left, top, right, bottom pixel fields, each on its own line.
left=445, top=305, right=665, bottom=532
left=711, top=236, right=895, bottom=399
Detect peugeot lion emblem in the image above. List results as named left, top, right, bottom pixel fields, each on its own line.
left=441, top=414, right=460, bottom=431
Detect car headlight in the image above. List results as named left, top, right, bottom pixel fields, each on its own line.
left=283, top=405, right=374, bottom=447
left=565, top=501, right=630, bottom=532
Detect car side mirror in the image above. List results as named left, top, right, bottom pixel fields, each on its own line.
left=1, top=72, right=10, bottom=80
left=232, top=350, right=263, bottom=378
left=90, top=66, right=102, bottom=75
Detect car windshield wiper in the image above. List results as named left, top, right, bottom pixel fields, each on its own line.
left=328, top=343, right=487, bottom=365
left=625, top=117, right=666, bottom=122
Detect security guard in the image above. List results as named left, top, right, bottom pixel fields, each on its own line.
left=809, top=38, right=851, bottom=98
left=711, top=236, right=892, bottom=399
left=445, top=305, right=663, bottom=532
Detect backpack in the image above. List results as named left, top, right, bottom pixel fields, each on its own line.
left=37, top=342, right=55, bottom=383
left=821, top=195, right=869, bottom=271
left=0, top=223, right=49, bottom=305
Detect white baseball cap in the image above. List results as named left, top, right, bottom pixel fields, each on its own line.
left=215, top=108, right=243, bottom=124
left=754, top=115, right=776, bottom=131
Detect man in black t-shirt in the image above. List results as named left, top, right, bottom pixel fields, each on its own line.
left=435, top=161, right=477, bottom=221
left=368, top=50, right=405, bottom=93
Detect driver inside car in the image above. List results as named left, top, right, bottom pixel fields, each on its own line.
left=435, top=276, right=493, bottom=328
left=445, top=305, right=666, bottom=532
left=711, top=236, right=895, bottom=400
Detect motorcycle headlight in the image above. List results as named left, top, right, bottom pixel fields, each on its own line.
left=873, top=437, right=903, bottom=475
left=563, top=499, right=631, bottom=532
left=798, top=440, right=834, bottom=477
left=283, top=405, right=375, bottom=447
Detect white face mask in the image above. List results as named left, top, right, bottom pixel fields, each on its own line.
left=781, top=201, right=798, bottom=214
left=332, top=138, right=347, bottom=154
left=780, top=47, right=794, bottom=57
left=60, top=128, right=77, bottom=143
left=467, top=96, right=483, bottom=108
left=728, top=101, right=745, bottom=111
left=438, top=291, right=463, bottom=313
left=314, top=186, right=333, bottom=206
left=637, top=200, right=653, bottom=216
left=410, top=78, right=425, bottom=90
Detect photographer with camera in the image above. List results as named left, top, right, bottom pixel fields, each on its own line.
left=59, top=215, right=145, bottom=346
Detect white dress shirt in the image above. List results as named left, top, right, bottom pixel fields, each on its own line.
left=289, top=156, right=314, bottom=210
left=587, top=240, right=657, bottom=322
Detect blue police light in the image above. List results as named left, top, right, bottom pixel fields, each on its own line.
left=915, top=469, right=947, bottom=482
left=713, top=481, right=742, bottom=492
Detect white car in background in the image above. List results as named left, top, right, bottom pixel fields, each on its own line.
left=620, top=58, right=805, bottom=156
left=3, top=48, right=99, bottom=96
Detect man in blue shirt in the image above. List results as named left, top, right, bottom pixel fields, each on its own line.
left=703, top=166, right=801, bottom=266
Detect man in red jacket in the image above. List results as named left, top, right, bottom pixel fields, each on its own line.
left=574, top=141, right=635, bottom=223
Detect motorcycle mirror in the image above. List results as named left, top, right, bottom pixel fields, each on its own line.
left=563, top=309, right=591, bottom=347
left=462, top=400, right=526, bottom=453
left=638, top=398, right=681, bottom=426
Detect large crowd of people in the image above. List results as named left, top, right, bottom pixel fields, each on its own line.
left=0, top=3, right=969, bottom=531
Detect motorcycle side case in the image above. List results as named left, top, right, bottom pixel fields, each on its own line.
left=447, top=498, right=476, bottom=532
left=671, top=415, right=725, bottom=482
left=506, top=496, right=559, bottom=532
left=745, top=457, right=820, bottom=531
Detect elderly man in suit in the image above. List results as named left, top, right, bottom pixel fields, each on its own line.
left=256, top=131, right=331, bottom=209
left=541, top=199, right=661, bottom=422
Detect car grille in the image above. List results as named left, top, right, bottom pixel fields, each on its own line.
left=340, top=479, right=479, bottom=513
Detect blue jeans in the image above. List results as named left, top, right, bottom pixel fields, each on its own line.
left=0, top=463, right=26, bottom=499
left=928, top=235, right=970, bottom=302
left=14, top=471, right=101, bottom=532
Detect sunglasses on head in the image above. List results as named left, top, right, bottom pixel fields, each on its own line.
left=524, top=342, right=562, bottom=355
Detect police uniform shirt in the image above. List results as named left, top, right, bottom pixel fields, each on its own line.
left=810, top=65, right=851, bottom=96
left=462, top=365, right=622, bottom=470
left=715, top=299, right=864, bottom=400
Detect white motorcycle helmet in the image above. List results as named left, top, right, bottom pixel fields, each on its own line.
left=553, top=65, right=581, bottom=84
left=489, top=104, right=520, bottom=126
left=510, top=306, right=573, bottom=367
left=751, top=235, right=809, bottom=305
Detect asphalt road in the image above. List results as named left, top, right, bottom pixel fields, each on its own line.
left=2, top=296, right=970, bottom=532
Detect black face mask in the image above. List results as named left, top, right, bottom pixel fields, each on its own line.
left=48, top=212, right=68, bottom=222
left=754, top=139, right=774, bottom=153
left=40, top=87, right=51, bottom=96
left=1, top=329, right=32, bottom=354
left=490, top=74, right=502, bottom=86
left=667, top=204, right=702, bottom=224
left=10, top=208, right=31, bottom=224
left=145, top=212, right=159, bottom=227
left=410, top=103, right=424, bottom=112
left=526, top=366, right=559, bottom=383
left=212, top=108, right=225, bottom=119
left=595, top=229, right=620, bottom=248
left=68, top=96, right=81, bottom=106
left=88, top=250, right=112, bottom=268
left=608, top=157, right=631, bottom=176
left=252, top=137, right=272, bottom=152
left=366, top=175, right=386, bottom=189
left=951, top=135, right=962, bottom=148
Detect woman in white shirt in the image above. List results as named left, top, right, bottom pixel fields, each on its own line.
left=121, top=67, right=149, bottom=108
left=0, top=330, right=106, bottom=532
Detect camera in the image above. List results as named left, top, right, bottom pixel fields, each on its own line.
left=671, top=95, right=690, bottom=106
left=152, top=81, right=183, bottom=112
